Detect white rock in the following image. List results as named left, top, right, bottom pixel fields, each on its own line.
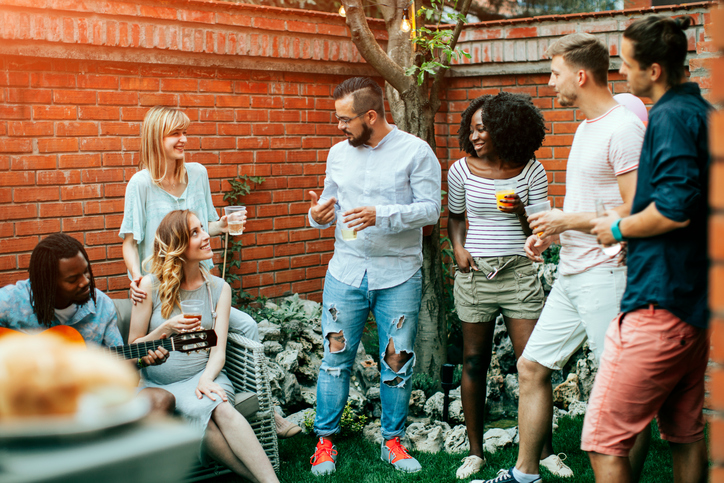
left=275, top=349, right=299, bottom=373
left=444, top=425, right=470, bottom=454
left=286, top=408, right=314, bottom=434
left=257, top=320, right=282, bottom=341
left=406, top=420, right=451, bottom=453
left=363, top=420, right=383, bottom=446
left=483, top=428, right=514, bottom=454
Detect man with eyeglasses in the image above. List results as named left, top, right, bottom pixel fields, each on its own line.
left=307, top=77, right=441, bottom=475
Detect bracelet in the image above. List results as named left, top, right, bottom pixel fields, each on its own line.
left=137, top=358, right=146, bottom=369
left=611, top=218, right=626, bottom=242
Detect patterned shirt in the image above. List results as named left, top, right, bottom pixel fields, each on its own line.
left=119, top=162, right=219, bottom=274
left=308, top=127, right=442, bottom=290
left=447, top=158, right=548, bottom=257
left=0, top=279, right=122, bottom=347
left=559, top=105, right=644, bottom=275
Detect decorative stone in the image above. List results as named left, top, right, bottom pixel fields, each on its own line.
left=423, top=392, right=445, bottom=420
left=567, top=400, right=587, bottom=418
left=363, top=420, right=383, bottom=446
left=448, top=399, right=465, bottom=425
left=444, top=424, right=470, bottom=454
left=275, top=349, right=299, bottom=373
left=483, top=427, right=515, bottom=454
left=263, top=340, right=283, bottom=356
left=300, top=386, right=316, bottom=406
left=553, top=373, right=580, bottom=409
left=257, top=320, right=282, bottom=341
left=504, top=373, right=519, bottom=401
left=287, top=408, right=315, bottom=434
left=574, top=347, right=598, bottom=401
left=406, top=420, right=451, bottom=453
left=409, top=389, right=427, bottom=416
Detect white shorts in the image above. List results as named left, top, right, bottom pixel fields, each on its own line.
left=521, top=266, right=627, bottom=370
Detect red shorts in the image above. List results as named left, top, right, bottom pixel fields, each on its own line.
left=581, top=305, right=708, bottom=457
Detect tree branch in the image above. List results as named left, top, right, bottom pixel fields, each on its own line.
left=343, top=0, right=414, bottom=94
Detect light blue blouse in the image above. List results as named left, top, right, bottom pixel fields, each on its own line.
left=119, top=163, right=219, bottom=274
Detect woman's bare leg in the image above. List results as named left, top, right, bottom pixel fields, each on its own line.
left=210, top=402, right=279, bottom=483
left=204, top=418, right=258, bottom=482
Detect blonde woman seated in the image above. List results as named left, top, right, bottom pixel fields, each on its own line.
left=129, top=209, right=278, bottom=483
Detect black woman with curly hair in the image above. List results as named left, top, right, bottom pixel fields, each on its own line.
left=448, top=92, right=555, bottom=480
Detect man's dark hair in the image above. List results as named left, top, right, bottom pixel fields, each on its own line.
left=333, top=77, right=385, bottom=117
left=29, top=233, right=96, bottom=327
left=545, top=33, right=609, bottom=87
left=624, top=15, right=692, bottom=88
left=458, top=92, right=546, bottom=166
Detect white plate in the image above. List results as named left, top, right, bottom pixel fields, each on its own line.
left=0, top=396, right=150, bottom=442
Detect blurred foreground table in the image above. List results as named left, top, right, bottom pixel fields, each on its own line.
left=0, top=418, right=201, bottom=483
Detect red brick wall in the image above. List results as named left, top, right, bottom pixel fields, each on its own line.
left=0, top=0, right=715, bottom=303
left=708, top=4, right=724, bottom=481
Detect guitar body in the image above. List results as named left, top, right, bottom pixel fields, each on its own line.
left=0, top=325, right=86, bottom=346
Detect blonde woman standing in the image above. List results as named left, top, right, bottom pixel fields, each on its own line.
left=120, top=106, right=301, bottom=438
left=129, top=210, right=278, bottom=483
left=119, top=106, right=258, bottom=340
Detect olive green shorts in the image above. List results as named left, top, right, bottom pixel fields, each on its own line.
left=453, top=255, right=544, bottom=323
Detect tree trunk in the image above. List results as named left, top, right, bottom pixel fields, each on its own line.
left=391, top=85, right=447, bottom=381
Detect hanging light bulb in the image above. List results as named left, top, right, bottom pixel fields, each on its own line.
left=401, top=17, right=411, bottom=32
left=400, top=10, right=411, bottom=33
left=339, top=5, right=346, bottom=17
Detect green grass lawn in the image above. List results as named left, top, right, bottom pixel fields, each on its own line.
left=269, top=416, right=674, bottom=483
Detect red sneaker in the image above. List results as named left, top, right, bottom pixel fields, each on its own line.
left=381, top=437, right=421, bottom=473
left=310, top=437, right=337, bottom=475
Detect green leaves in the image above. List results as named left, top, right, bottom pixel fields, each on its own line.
left=406, top=3, right=469, bottom=86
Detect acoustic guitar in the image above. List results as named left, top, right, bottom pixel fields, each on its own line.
left=0, top=325, right=218, bottom=359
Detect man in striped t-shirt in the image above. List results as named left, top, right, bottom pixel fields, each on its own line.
left=479, top=34, right=644, bottom=483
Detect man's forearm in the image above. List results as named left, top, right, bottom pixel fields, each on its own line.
left=618, top=202, right=689, bottom=239
left=563, top=212, right=597, bottom=234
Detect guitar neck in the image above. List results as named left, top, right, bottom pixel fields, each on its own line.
left=107, top=338, right=174, bottom=360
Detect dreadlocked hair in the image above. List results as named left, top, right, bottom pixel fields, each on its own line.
left=29, top=234, right=96, bottom=327
left=146, top=210, right=208, bottom=319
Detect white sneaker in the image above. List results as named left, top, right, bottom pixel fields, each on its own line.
left=540, top=453, right=573, bottom=478
left=456, top=455, right=485, bottom=479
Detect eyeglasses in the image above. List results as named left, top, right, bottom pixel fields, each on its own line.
left=335, top=112, right=366, bottom=125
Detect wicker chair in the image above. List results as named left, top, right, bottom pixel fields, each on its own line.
left=111, top=299, right=279, bottom=481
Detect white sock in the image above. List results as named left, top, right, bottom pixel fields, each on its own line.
left=512, top=467, right=540, bottom=483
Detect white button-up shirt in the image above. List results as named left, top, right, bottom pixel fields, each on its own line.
left=309, top=126, right=442, bottom=290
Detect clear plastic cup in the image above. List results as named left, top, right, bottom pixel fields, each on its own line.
left=336, top=210, right=357, bottom=241
left=524, top=200, right=552, bottom=237
left=180, top=300, right=204, bottom=319
left=224, top=206, right=247, bottom=236
left=494, top=179, right=516, bottom=211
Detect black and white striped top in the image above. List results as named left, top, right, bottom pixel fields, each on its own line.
left=447, top=158, right=548, bottom=257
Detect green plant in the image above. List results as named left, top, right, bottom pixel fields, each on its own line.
left=221, top=174, right=264, bottom=307
left=250, top=294, right=320, bottom=341
left=302, top=403, right=368, bottom=437
left=405, top=0, right=471, bottom=86
left=542, top=243, right=561, bottom=265
left=411, top=372, right=439, bottom=398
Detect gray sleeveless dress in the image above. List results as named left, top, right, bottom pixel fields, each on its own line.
left=140, top=274, right=234, bottom=432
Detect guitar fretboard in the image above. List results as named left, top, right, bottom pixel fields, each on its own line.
left=107, top=338, right=174, bottom=360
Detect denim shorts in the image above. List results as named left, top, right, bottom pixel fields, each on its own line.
left=453, top=255, right=544, bottom=323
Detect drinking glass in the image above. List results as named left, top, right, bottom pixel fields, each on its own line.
left=524, top=200, right=552, bottom=237
left=595, top=199, right=622, bottom=256
left=494, top=179, right=516, bottom=211
left=336, top=210, right=357, bottom=241
left=180, top=300, right=204, bottom=320
left=224, top=206, right=247, bottom=236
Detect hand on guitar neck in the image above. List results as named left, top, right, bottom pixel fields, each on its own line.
left=0, top=326, right=218, bottom=368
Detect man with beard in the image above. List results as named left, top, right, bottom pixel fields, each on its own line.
left=307, top=77, right=441, bottom=475
left=479, top=34, right=644, bottom=483
left=0, top=233, right=174, bottom=413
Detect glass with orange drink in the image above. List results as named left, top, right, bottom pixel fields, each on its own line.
left=494, top=179, right=517, bottom=211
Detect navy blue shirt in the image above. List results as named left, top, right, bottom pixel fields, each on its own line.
left=620, top=83, right=711, bottom=328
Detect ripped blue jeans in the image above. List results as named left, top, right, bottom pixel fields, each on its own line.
left=314, top=270, right=421, bottom=440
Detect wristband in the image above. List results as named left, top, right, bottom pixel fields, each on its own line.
left=611, top=218, right=626, bottom=242
left=137, top=358, right=146, bottom=369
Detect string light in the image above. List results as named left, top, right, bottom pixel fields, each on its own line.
left=337, top=1, right=413, bottom=34
left=401, top=10, right=411, bottom=32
